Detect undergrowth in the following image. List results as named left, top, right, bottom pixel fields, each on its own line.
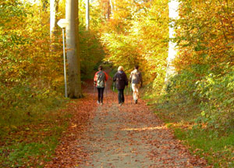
left=145, top=93, right=234, bottom=168
left=0, top=97, right=70, bottom=167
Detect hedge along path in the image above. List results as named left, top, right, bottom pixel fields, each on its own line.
left=45, top=79, right=209, bottom=168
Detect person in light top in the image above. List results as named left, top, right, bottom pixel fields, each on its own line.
left=129, top=65, right=142, bottom=104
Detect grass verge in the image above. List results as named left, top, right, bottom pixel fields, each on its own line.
left=145, top=95, right=234, bottom=168
left=0, top=97, right=71, bottom=167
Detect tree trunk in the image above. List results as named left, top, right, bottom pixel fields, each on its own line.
left=50, top=0, right=59, bottom=40
left=165, top=0, right=179, bottom=82
left=86, top=0, right=89, bottom=30
left=66, top=0, right=83, bottom=98
left=109, top=0, right=114, bottom=16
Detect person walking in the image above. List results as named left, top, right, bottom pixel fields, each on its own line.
left=113, top=66, right=128, bottom=106
left=94, top=65, right=108, bottom=105
left=129, top=65, right=142, bottom=104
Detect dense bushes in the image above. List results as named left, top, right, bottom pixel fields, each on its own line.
left=166, top=0, right=234, bottom=130
left=79, top=26, right=105, bottom=79
left=0, top=0, right=105, bottom=127
left=195, top=65, right=234, bottom=129
left=1, top=0, right=63, bottom=111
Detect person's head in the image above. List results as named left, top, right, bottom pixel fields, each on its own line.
left=98, top=65, right=103, bottom=71
left=134, top=65, right=139, bottom=70
left=118, top=66, right=124, bottom=71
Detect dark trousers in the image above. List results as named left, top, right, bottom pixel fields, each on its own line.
left=97, top=88, right=105, bottom=103
left=118, top=89, right=125, bottom=104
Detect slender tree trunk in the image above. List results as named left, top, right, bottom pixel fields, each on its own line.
left=109, top=0, right=114, bottom=17
left=86, top=0, right=89, bottom=30
left=107, top=0, right=111, bottom=20
left=50, top=0, right=59, bottom=40
left=66, top=0, right=83, bottom=98
left=165, top=0, right=179, bottom=82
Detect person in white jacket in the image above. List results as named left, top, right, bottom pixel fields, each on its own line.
left=129, top=65, right=143, bottom=104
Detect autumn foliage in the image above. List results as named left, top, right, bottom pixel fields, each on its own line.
left=0, top=0, right=105, bottom=114
left=0, top=1, right=64, bottom=116
left=0, top=0, right=233, bottom=167
left=96, top=0, right=169, bottom=92
left=88, top=0, right=234, bottom=130
left=170, top=0, right=234, bottom=129
left=174, top=0, right=233, bottom=71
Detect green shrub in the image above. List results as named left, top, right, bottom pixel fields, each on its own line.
left=195, top=65, right=234, bottom=129
left=165, top=64, right=234, bottom=130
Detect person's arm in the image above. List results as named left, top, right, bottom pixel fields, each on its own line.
left=125, top=73, right=128, bottom=86
left=104, top=71, right=108, bottom=81
left=129, top=72, right=132, bottom=83
left=113, top=73, right=117, bottom=82
left=94, top=72, right=98, bottom=86
left=140, top=72, right=143, bottom=87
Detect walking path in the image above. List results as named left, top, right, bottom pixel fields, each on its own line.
left=46, top=80, right=208, bottom=168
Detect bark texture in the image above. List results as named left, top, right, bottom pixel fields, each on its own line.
left=66, top=0, right=83, bottom=98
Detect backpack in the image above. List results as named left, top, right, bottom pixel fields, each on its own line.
left=131, top=71, right=141, bottom=84
left=96, top=71, right=105, bottom=88
left=116, top=73, right=124, bottom=81
left=114, top=72, right=128, bottom=89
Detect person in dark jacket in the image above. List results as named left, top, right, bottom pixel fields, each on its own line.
left=113, top=66, right=128, bottom=106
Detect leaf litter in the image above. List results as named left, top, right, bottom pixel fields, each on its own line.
left=45, top=79, right=210, bottom=168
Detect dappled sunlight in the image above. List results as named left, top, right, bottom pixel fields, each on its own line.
left=165, top=122, right=195, bottom=130
left=121, top=126, right=167, bottom=131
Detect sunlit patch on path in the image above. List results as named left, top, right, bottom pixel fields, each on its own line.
left=121, top=126, right=167, bottom=131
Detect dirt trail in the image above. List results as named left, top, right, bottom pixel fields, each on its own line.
left=46, top=79, right=208, bottom=168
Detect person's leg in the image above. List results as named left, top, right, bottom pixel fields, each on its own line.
left=121, top=89, right=125, bottom=103
left=100, top=88, right=104, bottom=103
left=132, top=84, right=137, bottom=100
left=132, top=84, right=139, bottom=104
left=135, top=84, right=140, bottom=101
left=97, top=88, right=101, bottom=103
left=118, top=89, right=122, bottom=104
